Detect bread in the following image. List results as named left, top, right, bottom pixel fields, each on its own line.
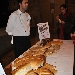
left=53, top=44, right=60, bottom=51
left=40, top=68, right=54, bottom=75
left=31, top=67, right=54, bottom=75
left=44, top=42, right=51, bottom=48
left=30, top=59, right=44, bottom=70
left=53, top=39, right=62, bottom=41
left=33, top=55, right=46, bottom=65
left=11, top=39, right=59, bottom=75
left=12, top=54, right=46, bottom=75
left=12, top=63, right=32, bottom=75
left=26, top=70, right=39, bottom=75
left=50, top=41, right=63, bottom=46
left=12, top=55, right=31, bottom=69
left=42, top=63, right=57, bottom=74
left=45, top=49, right=55, bottom=56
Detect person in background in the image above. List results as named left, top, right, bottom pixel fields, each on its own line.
left=6, top=0, right=31, bottom=58
left=70, top=25, right=75, bottom=75
left=56, top=4, right=73, bottom=40
left=70, top=25, right=75, bottom=45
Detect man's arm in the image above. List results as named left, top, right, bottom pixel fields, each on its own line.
left=6, top=13, right=16, bottom=36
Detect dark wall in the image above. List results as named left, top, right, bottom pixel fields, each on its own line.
left=0, top=0, right=9, bottom=28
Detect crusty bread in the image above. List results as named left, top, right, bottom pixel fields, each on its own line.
left=11, top=39, right=59, bottom=75
left=12, top=56, right=31, bottom=69
left=40, top=68, right=54, bottom=75
left=53, top=39, right=62, bottom=41
left=12, top=55, right=46, bottom=75
left=30, top=59, right=44, bottom=70
left=53, top=44, right=60, bottom=51
left=35, top=55, right=46, bottom=64
left=31, top=67, right=54, bottom=75
left=50, top=41, right=63, bottom=46
left=12, top=54, right=46, bottom=71
left=26, top=70, right=38, bottom=75
left=44, top=42, right=51, bottom=48
left=45, top=49, right=55, bottom=56
left=12, top=63, right=32, bottom=75
left=42, top=63, right=57, bottom=74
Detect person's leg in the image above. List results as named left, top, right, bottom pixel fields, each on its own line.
left=13, top=36, right=23, bottom=58
left=21, top=36, right=31, bottom=53
left=13, top=36, right=31, bottom=58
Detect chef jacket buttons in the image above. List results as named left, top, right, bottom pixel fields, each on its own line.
left=25, top=31, right=26, bottom=32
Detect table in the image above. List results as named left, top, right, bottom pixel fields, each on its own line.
left=46, top=40, right=74, bottom=75
left=4, top=40, right=74, bottom=75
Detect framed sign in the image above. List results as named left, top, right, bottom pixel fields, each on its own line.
left=37, top=22, right=50, bottom=41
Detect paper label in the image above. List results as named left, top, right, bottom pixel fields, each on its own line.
left=37, top=22, right=50, bottom=41
left=0, top=63, right=6, bottom=75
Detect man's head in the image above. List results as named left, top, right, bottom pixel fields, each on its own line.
left=17, top=0, right=28, bottom=12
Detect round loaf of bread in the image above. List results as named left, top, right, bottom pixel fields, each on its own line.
left=26, top=71, right=39, bottom=75
left=40, top=68, right=54, bottom=75
left=30, top=59, right=44, bottom=70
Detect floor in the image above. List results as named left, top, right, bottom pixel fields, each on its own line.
left=0, top=27, right=58, bottom=68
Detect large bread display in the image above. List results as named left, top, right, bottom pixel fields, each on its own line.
left=12, top=38, right=63, bottom=75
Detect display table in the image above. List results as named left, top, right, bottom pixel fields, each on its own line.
left=4, top=40, right=74, bottom=75
left=46, top=40, right=74, bottom=75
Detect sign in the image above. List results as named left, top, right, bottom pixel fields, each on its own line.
left=37, top=22, right=50, bottom=41
left=0, top=63, right=6, bottom=75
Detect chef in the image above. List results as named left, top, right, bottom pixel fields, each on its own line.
left=6, top=0, right=31, bottom=58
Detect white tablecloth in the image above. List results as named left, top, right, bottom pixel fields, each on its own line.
left=46, top=40, right=74, bottom=75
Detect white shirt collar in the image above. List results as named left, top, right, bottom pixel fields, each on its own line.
left=17, top=9, right=23, bottom=15
left=17, top=9, right=26, bottom=15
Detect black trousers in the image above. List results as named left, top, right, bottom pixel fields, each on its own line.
left=13, top=36, right=31, bottom=58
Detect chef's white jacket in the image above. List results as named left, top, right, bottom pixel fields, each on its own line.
left=6, top=9, right=31, bottom=44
